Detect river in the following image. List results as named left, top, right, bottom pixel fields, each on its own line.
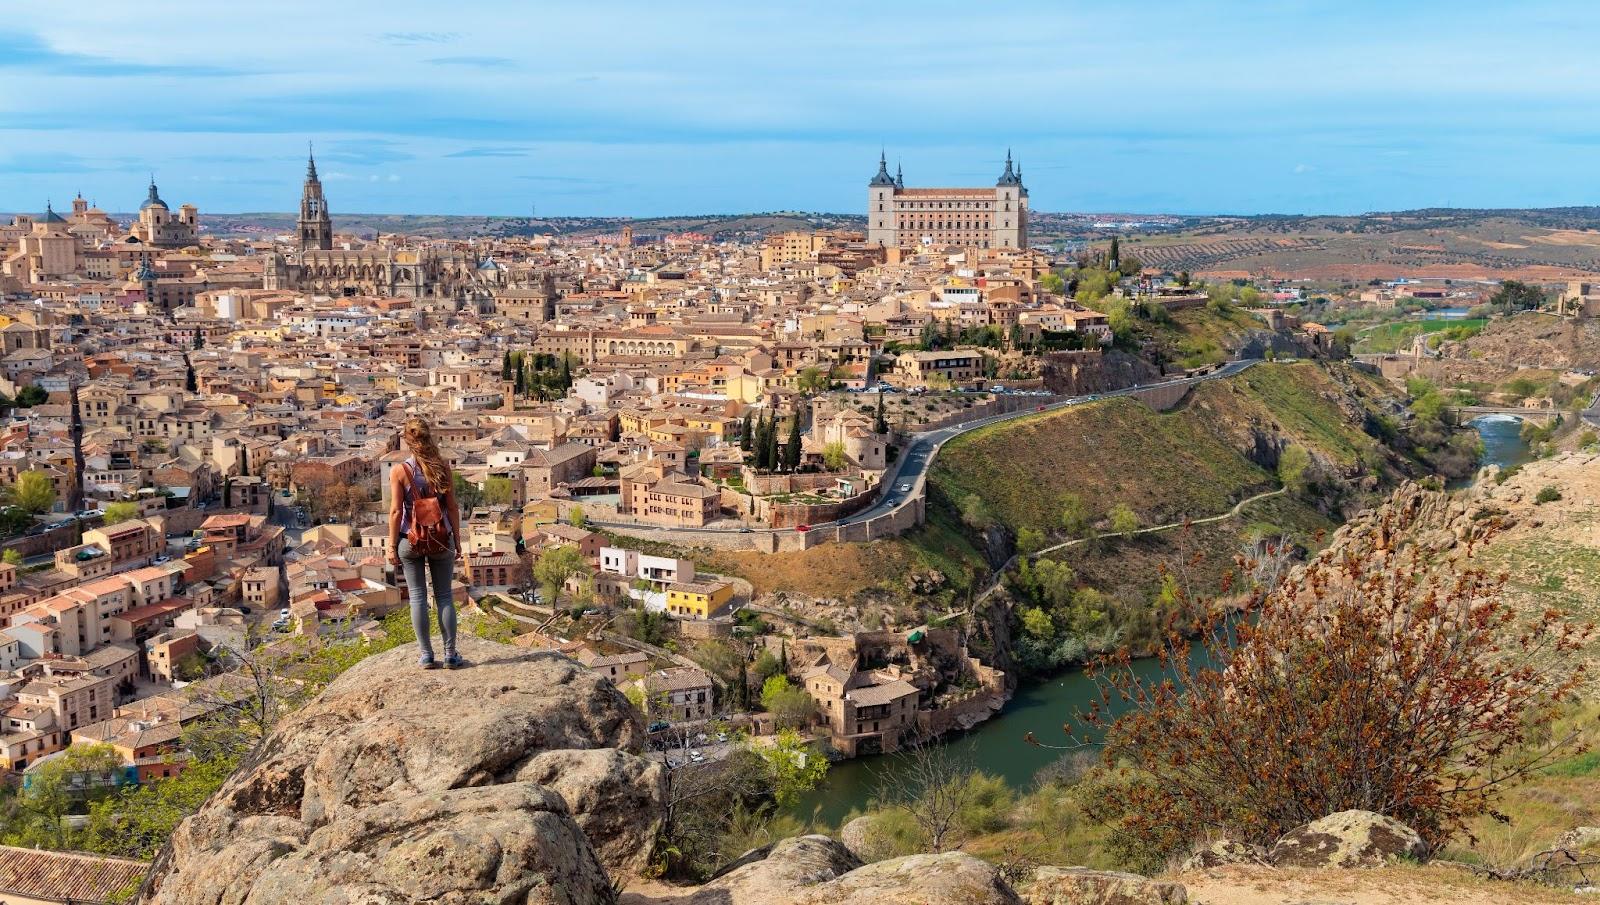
left=1469, top=414, right=1535, bottom=472
left=790, top=647, right=1207, bottom=829
left=791, top=418, right=1534, bottom=828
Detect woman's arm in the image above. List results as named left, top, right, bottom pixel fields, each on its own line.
left=386, top=464, right=405, bottom=563
left=444, top=477, right=463, bottom=557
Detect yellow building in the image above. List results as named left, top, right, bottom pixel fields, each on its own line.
left=665, top=579, right=735, bottom=619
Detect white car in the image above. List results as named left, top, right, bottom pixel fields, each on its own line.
left=898, top=483, right=911, bottom=492
left=279, top=608, right=291, bottom=620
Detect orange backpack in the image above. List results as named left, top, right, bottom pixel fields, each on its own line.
left=403, top=461, right=453, bottom=557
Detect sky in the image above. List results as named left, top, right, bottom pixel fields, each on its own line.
left=4, top=0, right=1600, bottom=218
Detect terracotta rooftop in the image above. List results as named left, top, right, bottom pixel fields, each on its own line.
left=0, top=844, right=149, bottom=904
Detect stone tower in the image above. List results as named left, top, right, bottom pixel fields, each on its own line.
left=298, top=146, right=333, bottom=252
left=866, top=151, right=898, bottom=247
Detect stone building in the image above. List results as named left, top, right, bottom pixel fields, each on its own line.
left=130, top=180, right=199, bottom=248
left=263, top=151, right=524, bottom=300
left=866, top=151, right=1028, bottom=249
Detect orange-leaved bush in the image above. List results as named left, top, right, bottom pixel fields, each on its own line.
left=1070, top=505, right=1591, bottom=862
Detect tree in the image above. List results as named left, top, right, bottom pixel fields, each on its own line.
left=875, top=738, right=982, bottom=854
left=452, top=473, right=484, bottom=514
left=874, top=392, right=888, bottom=434
left=1278, top=445, right=1312, bottom=496
left=821, top=441, right=848, bottom=472
left=501, top=351, right=512, bottom=382
left=1039, top=272, right=1065, bottom=295
left=568, top=505, right=588, bottom=529
left=1070, top=508, right=1593, bottom=864
left=1177, top=270, right=1191, bottom=288
left=1108, top=502, right=1139, bottom=535
left=481, top=476, right=515, bottom=507
left=2, top=743, right=126, bottom=850
left=1059, top=492, right=1092, bottom=538
left=15, top=385, right=48, bottom=407
left=751, top=728, right=829, bottom=808
left=8, top=470, right=57, bottom=514
left=796, top=367, right=829, bottom=395
left=102, top=501, right=140, bottom=526
left=740, top=411, right=753, bottom=452
left=1488, top=279, right=1547, bottom=312
left=533, top=545, right=590, bottom=603
left=760, top=675, right=814, bottom=730
left=2, top=549, right=21, bottom=566
left=783, top=416, right=802, bottom=473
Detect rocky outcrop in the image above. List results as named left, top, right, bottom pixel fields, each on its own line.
left=1179, top=838, right=1267, bottom=871
left=1020, top=866, right=1187, bottom=905
left=140, top=636, right=664, bottom=905
left=636, top=836, right=1021, bottom=905
left=1267, top=810, right=1428, bottom=869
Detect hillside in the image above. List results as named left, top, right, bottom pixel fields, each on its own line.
left=1115, top=209, right=1600, bottom=280
left=933, top=361, right=1408, bottom=538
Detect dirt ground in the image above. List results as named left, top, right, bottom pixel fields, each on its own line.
left=1175, top=864, right=1594, bottom=905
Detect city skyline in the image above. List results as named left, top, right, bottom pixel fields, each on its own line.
left=7, top=0, right=1600, bottom=217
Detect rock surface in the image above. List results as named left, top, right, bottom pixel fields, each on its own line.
left=1180, top=838, right=1268, bottom=871
left=1020, top=866, right=1187, bottom=905
left=1268, top=810, right=1427, bottom=869
left=627, top=835, right=1021, bottom=905
left=139, top=637, right=664, bottom=905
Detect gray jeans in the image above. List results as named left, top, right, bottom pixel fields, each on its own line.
left=398, top=538, right=457, bottom=659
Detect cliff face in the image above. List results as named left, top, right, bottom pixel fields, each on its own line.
left=139, top=637, right=665, bottom=905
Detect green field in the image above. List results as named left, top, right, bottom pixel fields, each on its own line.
left=1355, top=317, right=1487, bottom=353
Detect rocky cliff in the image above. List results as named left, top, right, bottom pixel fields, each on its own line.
left=138, top=636, right=665, bottom=905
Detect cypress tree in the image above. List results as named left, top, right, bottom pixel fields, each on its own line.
left=1109, top=235, right=1121, bottom=272
left=501, top=351, right=512, bottom=381
left=764, top=414, right=779, bottom=472
left=874, top=392, right=887, bottom=434
left=559, top=354, right=572, bottom=391
left=784, top=416, right=801, bottom=473
left=740, top=411, right=752, bottom=452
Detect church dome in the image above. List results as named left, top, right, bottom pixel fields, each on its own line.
left=40, top=203, right=67, bottom=224
left=140, top=180, right=169, bottom=211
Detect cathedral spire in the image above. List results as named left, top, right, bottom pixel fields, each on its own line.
left=996, top=149, right=1020, bottom=187
left=298, top=146, right=333, bottom=252
left=306, top=142, right=319, bottom=180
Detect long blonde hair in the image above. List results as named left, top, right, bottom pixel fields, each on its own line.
left=403, top=417, right=451, bottom=495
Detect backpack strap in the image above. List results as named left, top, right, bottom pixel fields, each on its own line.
left=403, top=459, right=436, bottom=500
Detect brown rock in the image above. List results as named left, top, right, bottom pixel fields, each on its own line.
left=140, top=636, right=663, bottom=905
left=1267, top=810, right=1427, bottom=869
left=1020, top=866, right=1187, bottom=905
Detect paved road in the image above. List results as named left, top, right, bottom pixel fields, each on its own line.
left=834, top=358, right=1260, bottom=528
left=593, top=359, right=1260, bottom=537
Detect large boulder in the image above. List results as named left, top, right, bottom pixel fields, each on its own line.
left=657, top=835, right=1021, bottom=905
left=1020, top=867, right=1187, bottom=905
left=140, top=637, right=665, bottom=905
left=1267, top=810, right=1427, bottom=869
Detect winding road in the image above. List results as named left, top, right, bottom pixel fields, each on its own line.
left=593, top=358, right=1261, bottom=536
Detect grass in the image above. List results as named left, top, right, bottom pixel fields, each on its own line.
left=1355, top=317, right=1487, bottom=354
left=931, top=362, right=1396, bottom=538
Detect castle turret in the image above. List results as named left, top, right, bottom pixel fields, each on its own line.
left=867, top=151, right=898, bottom=247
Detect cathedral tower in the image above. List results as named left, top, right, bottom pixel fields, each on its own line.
left=298, top=146, right=333, bottom=252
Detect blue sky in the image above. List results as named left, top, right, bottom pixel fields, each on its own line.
left=4, top=0, right=1600, bottom=217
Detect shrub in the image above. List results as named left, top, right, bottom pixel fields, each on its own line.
left=1072, top=505, right=1592, bottom=865
left=1535, top=485, right=1563, bottom=505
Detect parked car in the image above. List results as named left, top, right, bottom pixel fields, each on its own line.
left=795, top=524, right=811, bottom=532
left=648, top=721, right=671, bottom=733
left=279, top=607, right=292, bottom=620
left=897, top=483, right=911, bottom=492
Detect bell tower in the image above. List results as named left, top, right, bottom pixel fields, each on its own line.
left=298, top=144, right=333, bottom=252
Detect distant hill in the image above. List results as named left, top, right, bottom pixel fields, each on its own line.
left=194, top=211, right=866, bottom=242
left=184, top=206, right=1600, bottom=279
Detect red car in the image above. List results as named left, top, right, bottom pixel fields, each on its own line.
left=796, top=524, right=811, bottom=532
left=1036, top=405, right=1046, bottom=411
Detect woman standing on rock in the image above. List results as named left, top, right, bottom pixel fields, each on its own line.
left=387, top=416, right=466, bottom=669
